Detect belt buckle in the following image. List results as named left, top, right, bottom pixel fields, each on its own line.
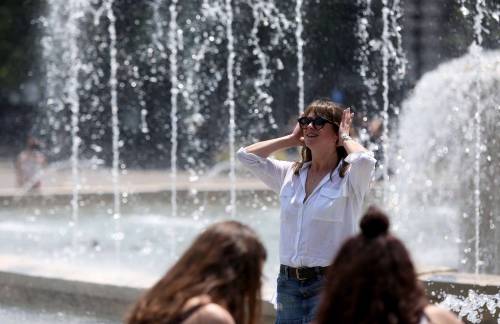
left=295, top=267, right=306, bottom=281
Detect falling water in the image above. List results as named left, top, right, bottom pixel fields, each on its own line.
left=225, top=0, right=236, bottom=217
left=68, top=8, right=81, bottom=229
left=40, top=3, right=64, bottom=158
left=150, top=0, right=168, bottom=148
left=151, top=0, right=167, bottom=74
left=380, top=0, right=405, bottom=204
left=380, top=0, right=391, bottom=203
left=140, top=109, right=149, bottom=134
left=168, top=0, right=180, bottom=219
left=295, top=0, right=304, bottom=114
left=41, top=0, right=89, bottom=235
left=248, top=2, right=288, bottom=131
left=131, top=59, right=149, bottom=135
left=181, top=0, right=221, bottom=180
left=355, top=0, right=376, bottom=112
left=390, top=0, right=406, bottom=78
left=472, top=0, right=486, bottom=275
left=472, top=51, right=482, bottom=275
left=105, top=0, right=122, bottom=247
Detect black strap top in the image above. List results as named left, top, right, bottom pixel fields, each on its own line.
left=168, top=303, right=207, bottom=324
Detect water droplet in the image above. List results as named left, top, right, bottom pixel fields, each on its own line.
left=460, top=6, right=470, bottom=17
left=111, top=231, right=124, bottom=241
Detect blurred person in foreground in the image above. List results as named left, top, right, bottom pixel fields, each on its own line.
left=315, top=206, right=463, bottom=324
left=126, top=220, right=267, bottom=324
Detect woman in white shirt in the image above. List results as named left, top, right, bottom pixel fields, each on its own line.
left=237, top=99, right=376, bottom=323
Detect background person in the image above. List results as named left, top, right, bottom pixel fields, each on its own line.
left=315, top=206, right=463, bottom=324
left=126, top=220, right=267, bottom=324
left=237, top=99, right=376, bottom=323
left=15, top=136, right=46, bottom=191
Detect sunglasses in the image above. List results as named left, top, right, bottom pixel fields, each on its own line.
left=297, top=116, right=334, bottom=130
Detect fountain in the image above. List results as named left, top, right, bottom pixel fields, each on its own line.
left=393, top=32, right=499, bottom=275
left=0, top=0, right=499, bottom=323
left=393, top=49, right=500, bottom=322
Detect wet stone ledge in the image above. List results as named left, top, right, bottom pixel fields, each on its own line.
left=0, top=270, right=498, bottom=323
left=420, top=271, right=500, bottom=323
left=0, top=270, right=276, bottom=324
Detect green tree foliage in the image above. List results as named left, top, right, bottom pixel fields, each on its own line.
left=0, top=0, right=41, bottom=91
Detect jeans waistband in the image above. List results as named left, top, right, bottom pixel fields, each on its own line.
left=280, top=264, right=329, bottom=281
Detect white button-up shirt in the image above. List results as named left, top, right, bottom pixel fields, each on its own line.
left=237, top=147, right=376, bottom=267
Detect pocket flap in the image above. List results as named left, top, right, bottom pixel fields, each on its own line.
left=319, top=185, right=348, bottom=199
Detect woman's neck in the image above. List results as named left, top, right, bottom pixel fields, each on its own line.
left=310, top=150, right=339, bottom=172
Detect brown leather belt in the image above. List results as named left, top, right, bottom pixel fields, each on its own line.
left=280, top=264, right=329, bottom=281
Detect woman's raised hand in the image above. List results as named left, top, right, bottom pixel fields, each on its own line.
left=338, top=108, right=354, bottom=146
left=289, top=122, right=304, bottom=146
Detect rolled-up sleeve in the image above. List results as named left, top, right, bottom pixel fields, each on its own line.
left=344, top=151, right=377, bottom=198
left=237, top=147, right=292, bottom=193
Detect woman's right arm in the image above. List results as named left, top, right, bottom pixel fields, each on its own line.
left=244, top=123, right=303, bottom=158
left=237, top=123, right=303, bottom=193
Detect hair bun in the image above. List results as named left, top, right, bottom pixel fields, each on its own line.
left=360, top=205, right=390, bottom=239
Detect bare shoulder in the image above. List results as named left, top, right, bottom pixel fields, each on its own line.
left=183, top=303, right=235, bottom=324
left=425, top=305, right=463, bottom=324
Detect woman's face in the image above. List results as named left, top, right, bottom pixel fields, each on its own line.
left=302, top=112, right=338, bottom=151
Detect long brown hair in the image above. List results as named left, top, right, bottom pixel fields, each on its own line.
left=293, top=99, right=350, bottom=177
left=315, top=206, right=428, bottom=324
left=126, top=220, right=267, bottom=324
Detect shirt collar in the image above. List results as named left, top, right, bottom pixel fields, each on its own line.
left=299, top=159, right=343, bottom=190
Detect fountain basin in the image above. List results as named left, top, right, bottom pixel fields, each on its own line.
left=1, top=269, right=499, bottom=324
left=0, top=270, right=276, bottom=324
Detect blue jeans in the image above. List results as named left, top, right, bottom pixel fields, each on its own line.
left=275, top=272, right=325, bottom=324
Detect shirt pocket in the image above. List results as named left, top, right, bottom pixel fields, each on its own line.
left=312, top=186, right=347, bottom=222
left=279, top=184, right=300, bottom=218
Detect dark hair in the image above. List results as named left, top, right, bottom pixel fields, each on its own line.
left=292, top=99, right=350, bottom=178
left=27, top=137, right=42, bottom=150
left=315, top=206, right=428, bottom=324
left=126, top=221, right=267, bottom=324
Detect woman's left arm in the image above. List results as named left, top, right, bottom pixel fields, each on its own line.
left=338, top=108, right=376, bottom=197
